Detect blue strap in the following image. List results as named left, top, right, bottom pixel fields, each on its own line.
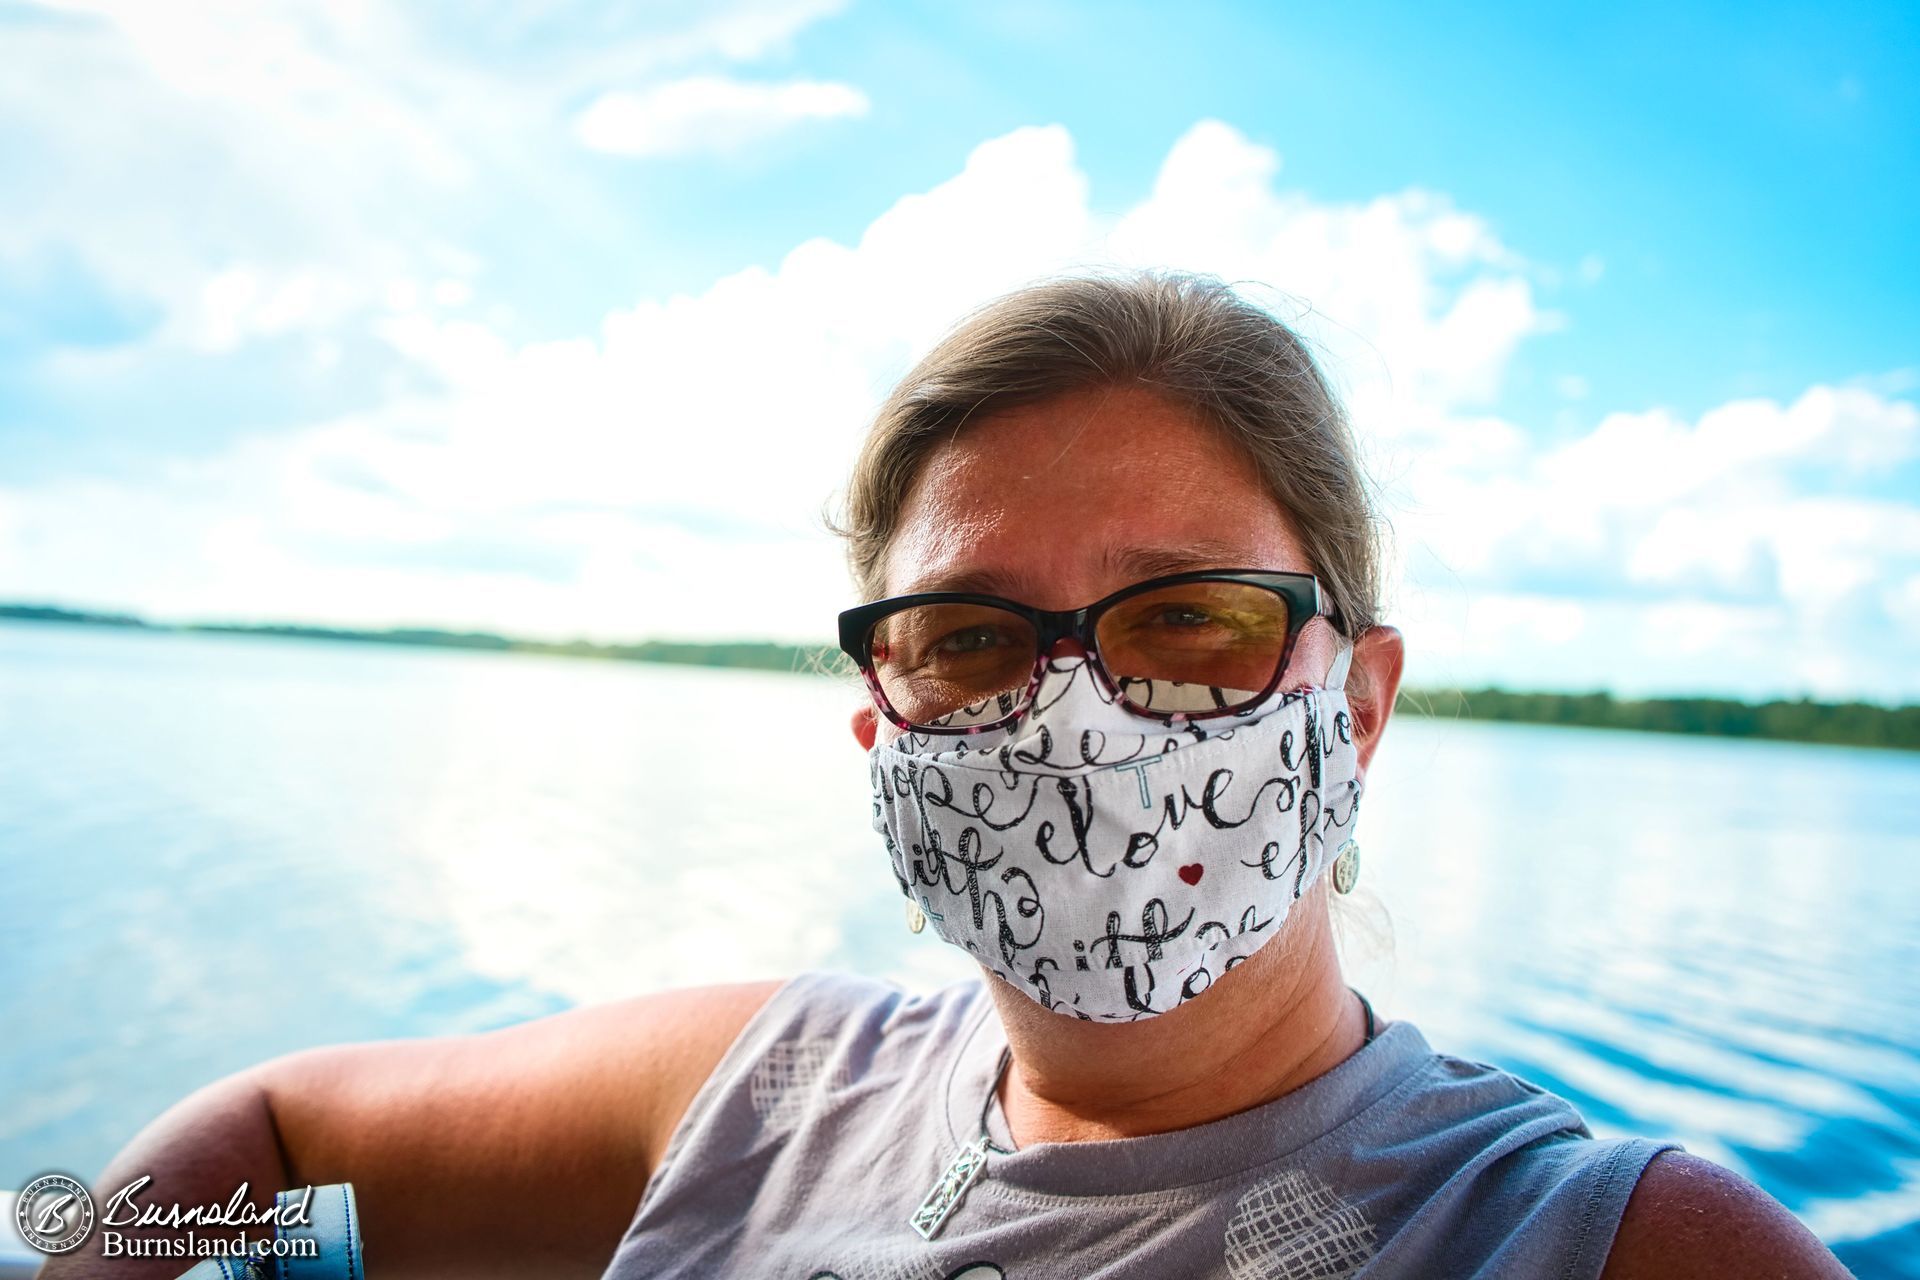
left=172, top=1184, right=361, bottom=1280
left=273, top=1184, right=361, bottom=1280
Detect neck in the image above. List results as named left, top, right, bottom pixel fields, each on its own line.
left=987, top=886, right=1367, bottom=1146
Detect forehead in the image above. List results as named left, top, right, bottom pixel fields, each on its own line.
left=882, top=384, right=1310, bottom=603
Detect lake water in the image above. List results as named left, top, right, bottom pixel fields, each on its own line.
left=2, top=620, right=1916, bottom=1277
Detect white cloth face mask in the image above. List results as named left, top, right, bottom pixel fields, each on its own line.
left=868, top=650, right=1363, bottom=1022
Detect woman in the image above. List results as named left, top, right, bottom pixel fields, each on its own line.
left=49, top=274, right=1847, bottom=1279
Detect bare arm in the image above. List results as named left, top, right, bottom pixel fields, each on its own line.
left=42, top=980, right=781, bottom=1280
left=1601, top=1151, right=1852, bottom=1280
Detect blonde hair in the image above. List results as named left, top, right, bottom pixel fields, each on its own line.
left=834, top=271, right=1383, bottom=640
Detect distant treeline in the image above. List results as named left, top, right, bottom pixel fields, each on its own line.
left=1396, top=686, right=1919, bottom=752
left=0, top=602, right=837, bottom=675
left=200, top=622, right=836, bottom=673
left=5, top=601, right=1914, bottom=750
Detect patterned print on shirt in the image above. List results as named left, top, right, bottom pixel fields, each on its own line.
left=749, top=1038, right=847, bottom=1132
left=1223, top=1169, right=1376, bottom=1280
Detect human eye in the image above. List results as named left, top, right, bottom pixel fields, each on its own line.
left=933, top=623, right=1020, bottom=656
left=1112, top=593, right=1278, bottom=652
left=1150, top=603, right=1217, bottom=628
left=1128, top=599, right=1235, bottom=640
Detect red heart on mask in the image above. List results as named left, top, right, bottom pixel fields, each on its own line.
left=1178, top=864, right=1204, bottom=886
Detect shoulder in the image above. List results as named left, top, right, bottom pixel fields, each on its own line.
left=630, top=971, right=986, bottom=1153
left=677, top=969, right=989, bottom=1093
left=1347, top=1038, right=1831, bottom=1279
left=600, top=978, right=792, bottom=1170
left=564, top=972, right=935, bottom=1166
left=1601, top=1151, right=1849, bottom=1280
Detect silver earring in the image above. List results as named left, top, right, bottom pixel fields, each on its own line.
left=1331, top=840, right=1362, bottom=895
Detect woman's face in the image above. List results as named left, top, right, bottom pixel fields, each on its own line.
left=851, top=382, right=1368, bottom=751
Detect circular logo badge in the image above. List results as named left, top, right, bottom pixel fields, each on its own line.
left=15, top=1173, right=96, bottom=1255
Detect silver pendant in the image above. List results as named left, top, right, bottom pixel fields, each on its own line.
left=909, top=1136, right=990, bottom=1240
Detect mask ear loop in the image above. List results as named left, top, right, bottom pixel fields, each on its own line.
left=1325, top=640, right=1354, bottom=693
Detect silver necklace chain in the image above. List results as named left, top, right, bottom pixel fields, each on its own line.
left=909, top=1048, right=1010, bottom=1241
left=910, top=989, right=1377, bottom=1242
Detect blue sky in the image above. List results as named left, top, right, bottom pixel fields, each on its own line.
left=1, top=0, right=1916, bottom=701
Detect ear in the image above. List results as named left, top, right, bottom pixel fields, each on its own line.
left=851, top=703, right=878, bottom=752
left=1346, top=625, right=1404, bottom=780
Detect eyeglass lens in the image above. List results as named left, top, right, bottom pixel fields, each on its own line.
left=867, top=581, right=1293, bottom=728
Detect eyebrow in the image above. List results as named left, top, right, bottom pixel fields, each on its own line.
left=901, top=539, right=1264, bottom=601
left=1103, top=540, right=1261, bottom=581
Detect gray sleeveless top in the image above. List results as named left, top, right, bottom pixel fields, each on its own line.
left=604, top=973, right=1676, bottom=1280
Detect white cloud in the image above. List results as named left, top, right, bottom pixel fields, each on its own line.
left=1537, top=388, right=1919, bottom=512
left=0, top=0, right=857, bottom=356
left=523, top=0, right=852, bottom=72
left=1109, top=122, right=1544, bottom=411
left=1390, top=383, right=1920, bottom=697
left=0, top=121, right=1538, bottom=642
left=574, top=77, right=868, bottom=157
left=184, top=266, right=367, bottom=352
left=3, top=109, right=1915, bottom=700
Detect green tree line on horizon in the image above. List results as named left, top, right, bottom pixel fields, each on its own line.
left=1398, top=686, right=1919, bottom=752
left=5, top=601, right=1915, bottom=751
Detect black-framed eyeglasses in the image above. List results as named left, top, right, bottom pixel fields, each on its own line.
left=838, top=569, right=1330, bottom=735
